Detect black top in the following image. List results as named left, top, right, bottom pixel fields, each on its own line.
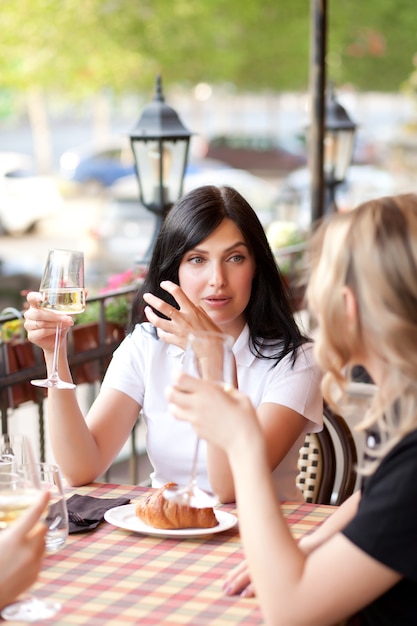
left=343, top=428, right=417, bottom=625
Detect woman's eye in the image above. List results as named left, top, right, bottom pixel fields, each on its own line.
left=229, top=254, right=244, bottom=263
left=188, top=256, right=205, bottom=264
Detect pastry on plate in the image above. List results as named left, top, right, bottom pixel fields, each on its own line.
left=135, top=482, right=219, bottom=530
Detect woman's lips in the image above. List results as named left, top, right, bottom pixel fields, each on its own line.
left=203, top=296, right=231, bottom=308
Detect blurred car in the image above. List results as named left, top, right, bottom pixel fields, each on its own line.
left=274, top=164, right=399, bottom=230
left=59, top=138, right=135, bottom=194
left=87, top=198, right=155, bottom=282
left=110, top=159, right=277, bottom=225
left=205, top=134, right=306, bottom=175
left=0, top=152, right=63, bottom=236
left=183, top=164, right=276, bottom=225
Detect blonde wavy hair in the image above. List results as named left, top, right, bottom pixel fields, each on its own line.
left=306, top=194, right=417, bottom=470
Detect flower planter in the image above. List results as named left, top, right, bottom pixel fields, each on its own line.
left=1, top=340, right=42, bottom=408
left=71, top=322, right=126, bottom=385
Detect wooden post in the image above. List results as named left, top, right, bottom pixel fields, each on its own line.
left=309, top=0, right=327, bottom=224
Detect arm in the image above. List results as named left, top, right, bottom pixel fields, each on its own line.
left=223, top=490, right=362, bottom=597
left=207, top=403, right=307, bottom=503
left=0, top=491, right=49, bottom=611
left=24, top=292, right=141, bottom=486
left=167, top=375, right=401, bottom=626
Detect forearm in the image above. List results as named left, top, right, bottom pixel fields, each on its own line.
left=46, top=346, right=103, bottom=486
left=207, top=444, right=235, bottom=503
left=299, top=490, right=361, bottom=555
left=228, top=431, right=307, bottom=624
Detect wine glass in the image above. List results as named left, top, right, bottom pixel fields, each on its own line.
left=31, top=249, right=85, bottom=389
left=164, top=331, right=234, bottom=508
left=0, top=469, right=62, bottom=622
left=0, top=433, right=37, bottom=466
left=20, top=463, right=68, bottom=553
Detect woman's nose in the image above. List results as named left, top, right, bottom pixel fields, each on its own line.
left=209, top=263, right=226, bottom=287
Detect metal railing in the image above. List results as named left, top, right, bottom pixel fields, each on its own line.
left=0, top=287, right=137, bottom=445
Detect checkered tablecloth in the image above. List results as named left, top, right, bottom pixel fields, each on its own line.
left=17, top=483, right=335, bottom=625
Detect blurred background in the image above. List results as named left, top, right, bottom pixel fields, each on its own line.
left=2, top=0, right=417, bottom=304
left=2, top=0, right=417, bottom=476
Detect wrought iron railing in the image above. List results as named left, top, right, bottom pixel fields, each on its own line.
left=0, top=287, right=137, bottom=455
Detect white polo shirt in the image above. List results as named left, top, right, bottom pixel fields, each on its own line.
left=101, top=323, right=323, bottom=501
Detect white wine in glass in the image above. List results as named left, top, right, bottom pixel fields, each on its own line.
left=31, top=249, right=85, bottom=389
left=0, top=469, right=62, bottom=621
left=0, top=472, right=40, bottom=530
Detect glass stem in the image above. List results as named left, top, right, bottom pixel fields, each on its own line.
left=189, top=438, right=200, bottom=486
left=49, top=323, right=62, bottom=383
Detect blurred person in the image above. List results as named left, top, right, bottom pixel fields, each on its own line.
left=167, top=194, right=417, bottom=625
left=24, top=185, right=322, bottom=503
left=0, top=491, right=49, bottom=611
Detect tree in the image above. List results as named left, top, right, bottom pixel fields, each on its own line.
left=2, top=0, right=415, bottom=96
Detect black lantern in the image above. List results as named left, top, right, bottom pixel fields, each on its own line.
left=323, top=85, right=357, bottom=213
left=129, top=75, right=192, bottom=261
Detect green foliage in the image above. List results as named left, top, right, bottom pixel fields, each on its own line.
left=0, top=0, right=416, bottom=95
left=76, top=297, right=131, bottom=328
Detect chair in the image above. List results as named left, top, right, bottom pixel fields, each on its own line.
left=297, top=404, right=358, bottom=505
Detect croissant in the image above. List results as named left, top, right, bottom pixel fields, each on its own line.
left=135, top=482, right=218, bottom=530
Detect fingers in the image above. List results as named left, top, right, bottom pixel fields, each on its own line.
left=223, top=560, right=256, bottom=597
left=143, top=292, right=178, bottom=321
left=24, top=294, right=73, bottom=335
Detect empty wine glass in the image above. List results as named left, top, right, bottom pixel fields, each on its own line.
left=31, top=249, right=85, bottom=389
left=0, top=433, right=37, bottom=467
left=19, top=463, right=68, bottom=553
left=0, top=468, right=62, bottom=622
left=164, top=331, right=234, bottom=508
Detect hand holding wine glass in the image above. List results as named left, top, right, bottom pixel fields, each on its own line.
left=164, top=331, right=234, bottom=508
left=0, top=470, right=61, bottom=621
left=31, top=249, right=85, bottom=389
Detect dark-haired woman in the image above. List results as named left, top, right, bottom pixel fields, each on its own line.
left=24, top=185, right=322, bottom=502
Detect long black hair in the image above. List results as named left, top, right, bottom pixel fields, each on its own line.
left=130, top=185, right=309, bottom=365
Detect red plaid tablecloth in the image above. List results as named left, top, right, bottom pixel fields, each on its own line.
left=19, top=483, right=335, bottom=625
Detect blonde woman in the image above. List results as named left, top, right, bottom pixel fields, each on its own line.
left=167, top=194, right=417, bottom=625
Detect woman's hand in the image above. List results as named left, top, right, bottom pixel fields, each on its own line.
left=0, top=491, right=49, bottom=611
left=223, top=559, right=256, bottom=598
left=24, top=292, right=74, bottom=353
left=166, top=371, right=260, bottom=452
left=143, top=280, right=221, bottom=350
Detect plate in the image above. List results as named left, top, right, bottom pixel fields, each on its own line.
left=104, top=503, right=238, bottom=538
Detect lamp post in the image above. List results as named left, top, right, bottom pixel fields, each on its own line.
left=323, top=85, right=357, bottom=214
left=129, top=75, right=192, bottom=262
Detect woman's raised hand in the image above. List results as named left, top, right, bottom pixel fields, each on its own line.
left=24, top=292, right=74, bottom=353
left=143, top=280, right=221, bottom=350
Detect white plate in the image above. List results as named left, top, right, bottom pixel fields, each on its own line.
left=104, top=503, right=238, bottom=538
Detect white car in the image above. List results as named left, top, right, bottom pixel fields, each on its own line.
left=0, top=152, right=63, bottom=236
left=274, top=165, right=399, bottom=229
left=110, top=159, right=277, bottom=226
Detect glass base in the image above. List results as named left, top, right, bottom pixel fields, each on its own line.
left=31, top=378, right=75, bottom=390
left=163, top=485, right=218, bottom=509
left=1, top=597, right=61, bottom=622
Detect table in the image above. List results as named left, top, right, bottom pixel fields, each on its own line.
left=16, top=483, right=336, bottom=625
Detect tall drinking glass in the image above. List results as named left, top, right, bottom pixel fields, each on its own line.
left=164, top=331, right=234, bottom=508
left=31, top=249, right=85, bottom=389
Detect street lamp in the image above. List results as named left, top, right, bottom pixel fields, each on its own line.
left=323, top=85, right=357, bottom=214
left=129, top=75, right=192, bottom=262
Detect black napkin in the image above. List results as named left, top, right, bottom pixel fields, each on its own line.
left=66, top=494, right=130, bottom=534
